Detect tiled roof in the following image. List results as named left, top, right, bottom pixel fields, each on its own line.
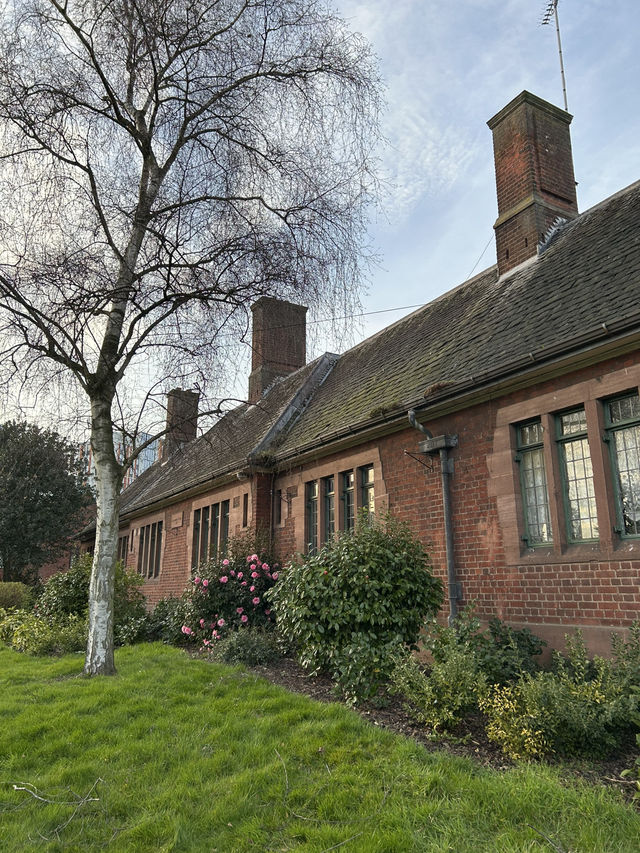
left=120, top=358, right=324, bottom=516
left=275, top=179, right=640, bottom=455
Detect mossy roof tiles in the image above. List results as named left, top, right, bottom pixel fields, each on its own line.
left=275, top=179, right=640, bottom=454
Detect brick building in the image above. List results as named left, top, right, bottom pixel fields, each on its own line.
left=90, top=91, right=640, bottom=654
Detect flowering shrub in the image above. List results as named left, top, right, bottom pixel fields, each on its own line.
left=267, top=513, right=443, bottom=701
left=180, top=549, right=278, bottom=651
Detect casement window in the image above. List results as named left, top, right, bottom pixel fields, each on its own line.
left=242, top=492, right=249, bottom=528
left=303, top=464, right=374, bottom=554
left=117, top=534, right=129, bottom=564
left=341, top=470, right=355, bottom=531
left=323, top=475, right=335, bottom=541
left=138, top=521, right=163, bottom=578
left=305, top=481, right=319, bottom=555
left=360, top=465, right=375, bottom=517
left=605, top=392, right=640, bottom=537
left=556, top=408, right=598, bottom=542
left=516, top=421, right=552, bottom=545
left=192, top=499, right=230, bottom=569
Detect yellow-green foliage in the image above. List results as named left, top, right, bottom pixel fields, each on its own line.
left=479, top=684, right=550, bottom=760
left=0, top=608, right=86, bottom=655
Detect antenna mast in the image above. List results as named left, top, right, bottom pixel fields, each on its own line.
left=541, top=0, right=568, bottom=111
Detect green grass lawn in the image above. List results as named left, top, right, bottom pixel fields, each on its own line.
left=1, top=643, right=639, bottom=852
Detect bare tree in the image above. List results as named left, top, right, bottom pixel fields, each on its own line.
left=0, top=0, right=380, bottom=675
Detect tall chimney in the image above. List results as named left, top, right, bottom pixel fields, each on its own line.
left=488, top=91, right=578, bottom=276
left=248, top=297, right=307, bottom=403
left=161, top=388, right=199, bottom=461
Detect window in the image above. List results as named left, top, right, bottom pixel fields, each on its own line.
left=341, top=470, right=355, bottom=531
left=556, top=408, right=598, bottom=541
left=606, top=392, right=640, bottom=537
left=360, top=465, right=375, bottom=517
left=516, top=420, right=552, bottom=545
left=192, top=499, right=230, bottom=569
left=242, top=492, right=249, bottom=528
left=117, top=534, right=129, bottom=564
left=305, top=481, right=319, bottom=554
left=138, top=520, right=163, bottom=578
left=323, top=476, right=335, bottom=541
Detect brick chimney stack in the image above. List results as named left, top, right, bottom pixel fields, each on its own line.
left=161, top=388, right=199, bottom=461
left=488, top=91, right=578, bottom=276
left=248, top=297, right=308, bottom=403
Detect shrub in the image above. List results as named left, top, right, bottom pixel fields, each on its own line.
left=425, top=604, right=545, bottom=686
left=0, top=608, right=86, bottom=655
left=206, top=628, right=282, bottom=666
left=179, top=536, right=278, bottom=651
left=267, top=514, right=443, bottom=701
left=147, top=596, right=193, bottom=645
left=36, top=553, right=146, bottom=643
left=390, top=645, right=484, bottom=731
left=480, top=632, right=639, bottom=760
left=0, top=581, right=32, bottom=610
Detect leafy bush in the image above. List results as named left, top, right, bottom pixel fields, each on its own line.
left=147, top=596, right=194, bottom=644
left=206, top=628, right=282, bottom=666
left=36, top=553, right=147, bottom=643
left=179, top=536, right=278, bottom=651
left=425, top=604, right=545, bottom=686
left=390, top=645, right=484, bottom=731
left=267, top=514, right=443, bottom=701
left=0, top=581, right=32, bottom=610
left=0, top=608, right=86, bottom=655
left=480, top=632, right=640, bottom=759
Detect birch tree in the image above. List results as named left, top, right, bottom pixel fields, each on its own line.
left=0, top=0, right=380, bottom=674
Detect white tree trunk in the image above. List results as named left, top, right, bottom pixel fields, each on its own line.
left=84, top=400, right=122, bottom=676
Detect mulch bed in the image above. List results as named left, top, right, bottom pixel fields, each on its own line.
left=246, top=656, right=640, bottom=805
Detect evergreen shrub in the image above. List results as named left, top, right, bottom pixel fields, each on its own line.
left=267, top=514, right=443, bottom=701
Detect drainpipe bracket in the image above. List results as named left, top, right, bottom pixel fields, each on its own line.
left=418, top=434, right=458, bottom=454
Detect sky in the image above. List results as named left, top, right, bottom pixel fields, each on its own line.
left=321, top=0, right=640, bottom=345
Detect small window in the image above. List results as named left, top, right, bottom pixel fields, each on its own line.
left=341, top=470, right=355, bottom=531
left=323, top=476, right=335, bottom=541
left=220, top=500, right=230, bottom=555
left=556, top=408, right=598, bottom=542
left=305, top=481, right=319, bottom=554
left=606, top=392, right=640, bottom=537
left=242, top=492, right=249, bottom=528
left=117, top=534, right=129, bottom=564
left=516, top=420, right=552, bottom=545
left=360, top=465, right=375, bottom=517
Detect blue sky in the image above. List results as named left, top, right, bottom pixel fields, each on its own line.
left=327, top=0, right=640, bottom=345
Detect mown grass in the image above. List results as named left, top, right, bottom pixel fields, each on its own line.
left=1, top=643, right=639, bottom=852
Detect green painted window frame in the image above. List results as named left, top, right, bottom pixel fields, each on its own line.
left=516, top=420, right=552, bottom=546
left=305, top=480, right=319, bottom=554
left=341, top=470, right=355, bottom=531
left=323, top=475, right=335, bottom=542
left=605, top=391, right=640, bottom=539
left=555, top=408, right=599, bottom=543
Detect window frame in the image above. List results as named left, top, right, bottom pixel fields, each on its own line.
left=604, top=391, right=640, bottom=539
left=555, top=407, right=599, bottom=544
left=515, top=419, right=553, bottom=547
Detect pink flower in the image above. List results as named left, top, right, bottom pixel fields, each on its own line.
left=220, top=576, right=228, bottom=583
left=194, top=576, right=201, bottom=585
left=250, top=585, right=255, bottom=592
left=212, top=630, right=219, bottom=639
left=202, top=578, right=209, bottom=588
left=250, top=564, right=257, bottom=572
left=230, top=570, right=236, bottom=576
left=237, top=572, right=243, bottom=579
left=251, top=571, right=258, bottom=579
left=246, top=555, right=252, bottom=562
left=236, top=607, right=244, bottom=614
left=262, top=563, right=270, bottom=571
left=252, top=597, right=260, bottom=605
left=264, top=609, right=271, bottom=616
left=217, top=618, right=225, bottom=627
left=181, top=625, right=193, bottom=635
left=241, top=614, right=249, bottom=623
left=199, top=619, right=205, bottom=627
left=250, top=554, right=258, bottom=562
left=272, top=572, right=279, bottom=580
left=241, top=581, right=247, bottom=587
left=222, top=558, right=230, bottom=566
